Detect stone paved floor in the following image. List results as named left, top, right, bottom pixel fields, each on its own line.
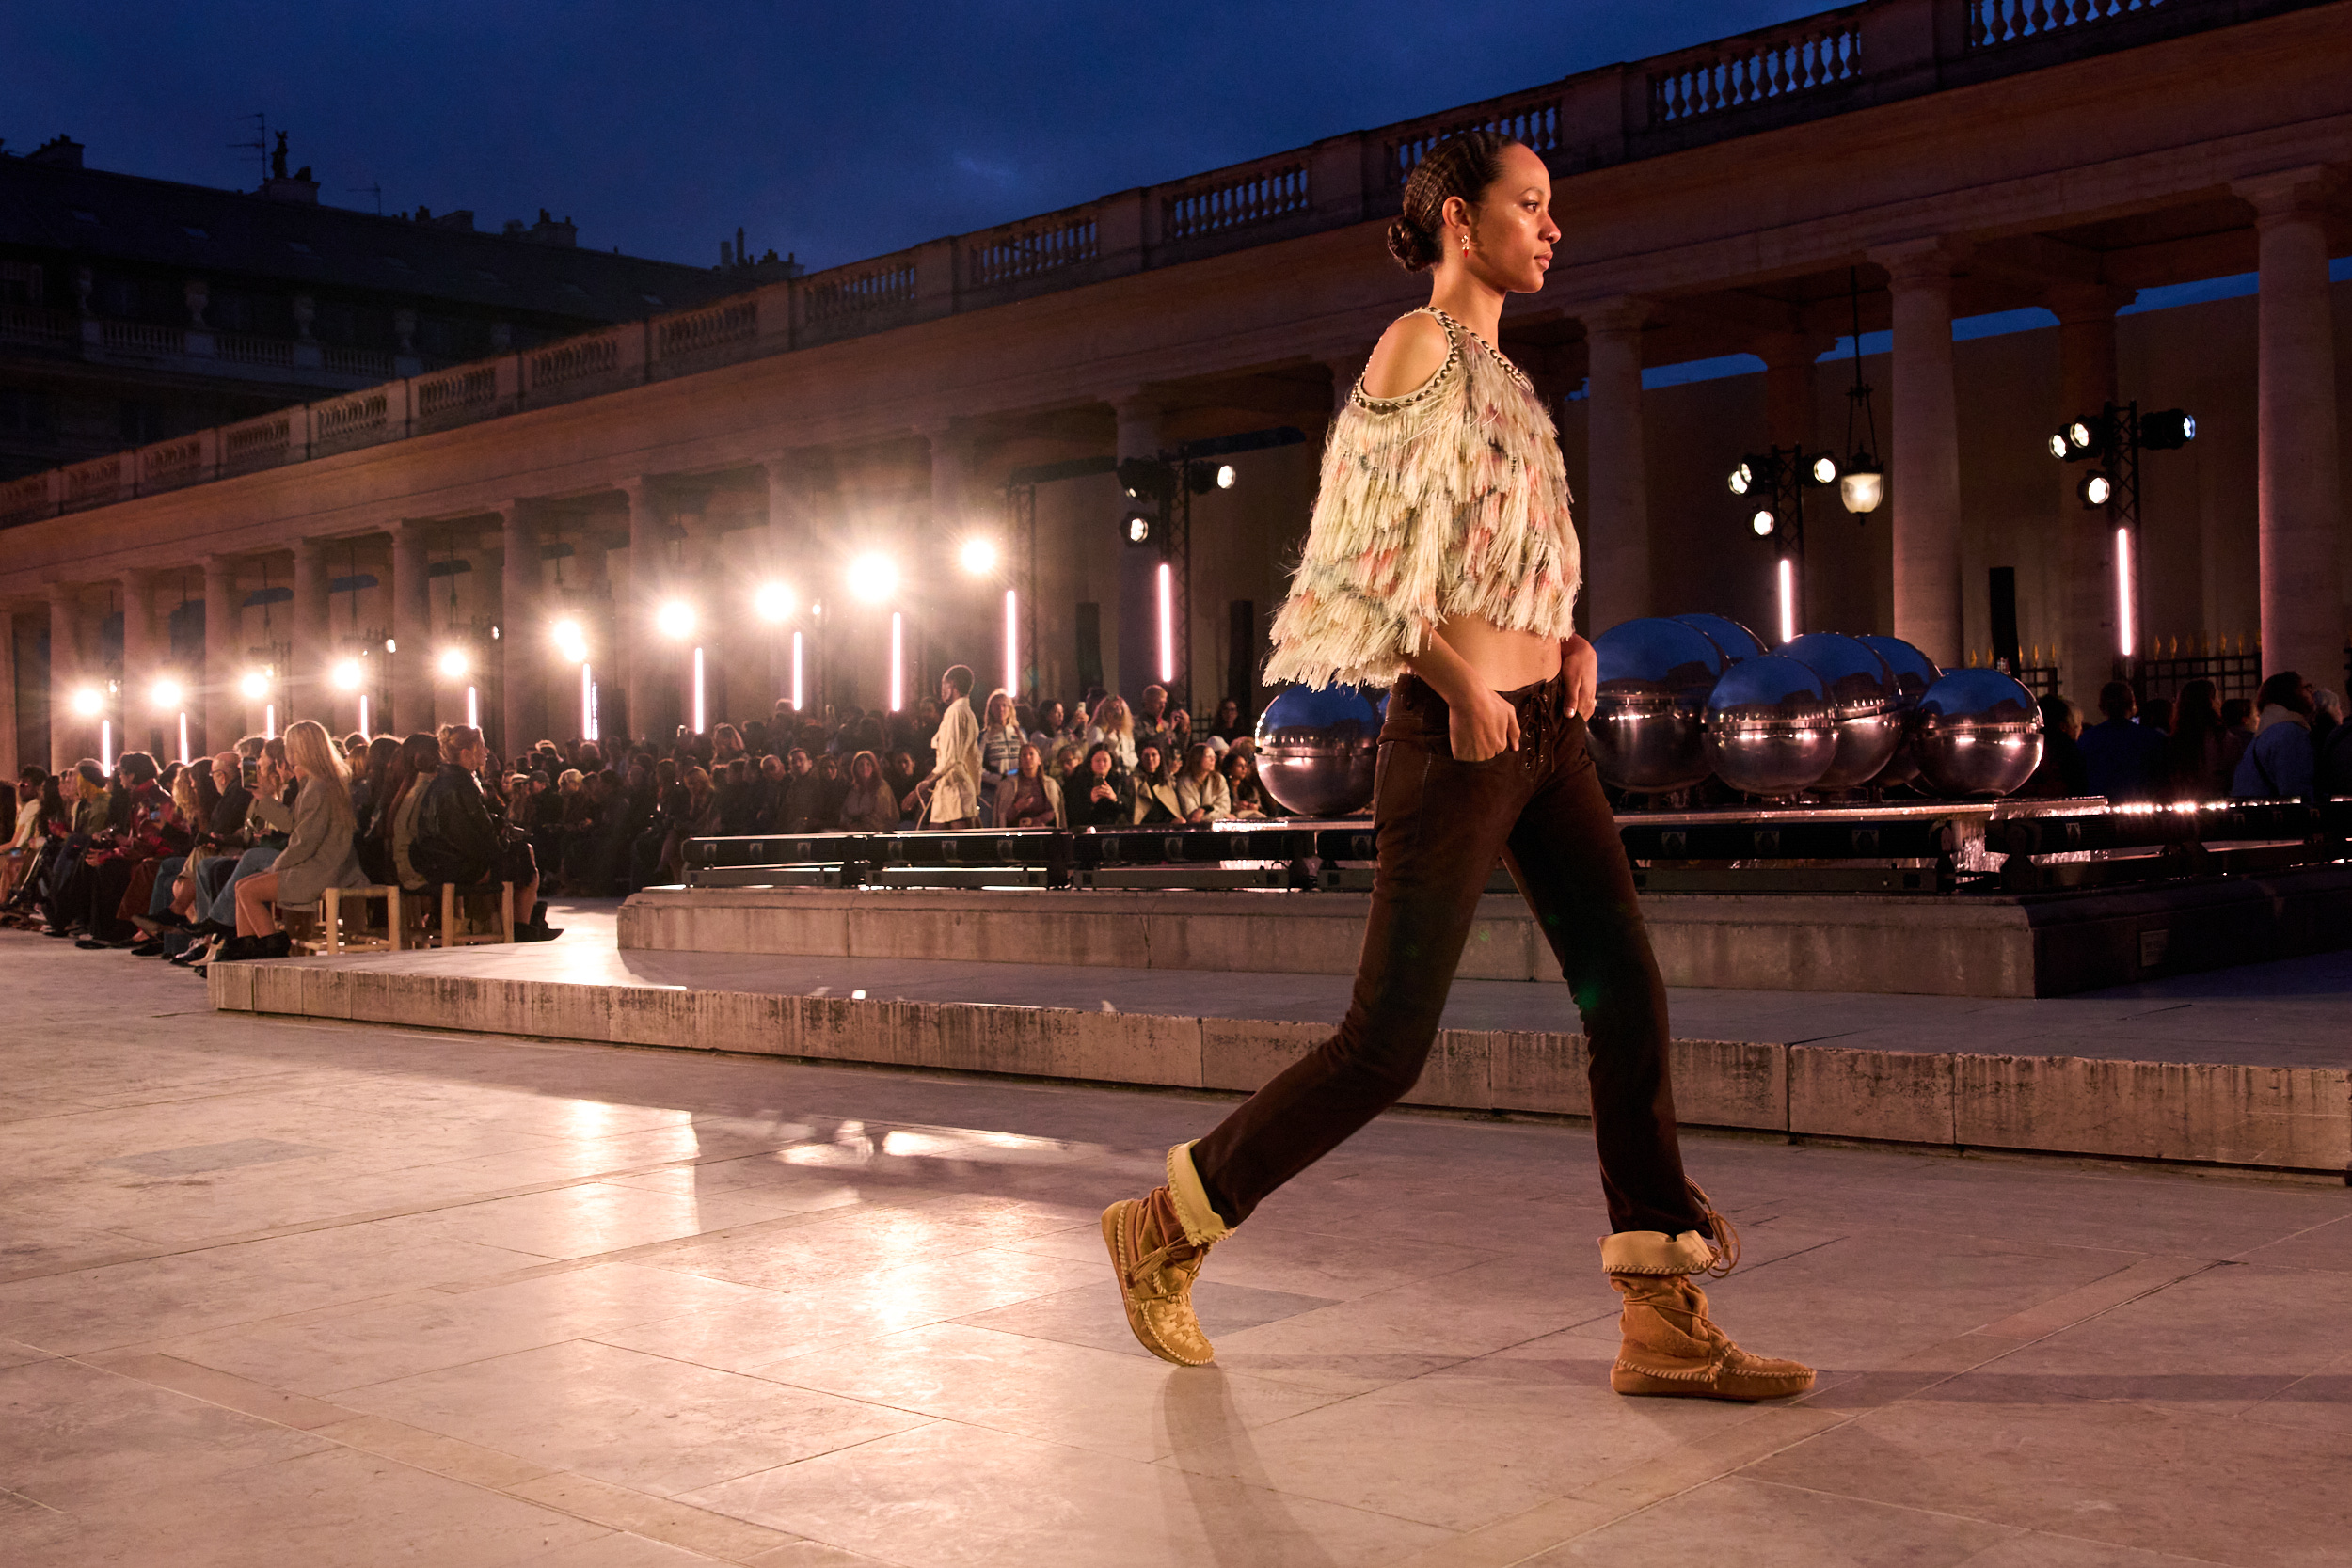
left=5, top=915, right=2350, bottom=1566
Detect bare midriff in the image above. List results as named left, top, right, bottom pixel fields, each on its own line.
left=1435, top=614, right=1562, bottom=692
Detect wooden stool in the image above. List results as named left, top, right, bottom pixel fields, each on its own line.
left=321, top=885, right=405, bottom=955
left=437, top=881, right=515, bottom=947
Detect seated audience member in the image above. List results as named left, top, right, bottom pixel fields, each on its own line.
left=2319, top=694, right=2352, bottom=799
left=977, top=689, right=1025, bottom=806
left=1086, top=695, right=1139, bottom=771
left=780, top=749, right=830, bottom=832
left=414, top=724, right=559, bottom=941
left=221, top=721, right=370, bottom=957
left=1173, top=742, right=1231, bottom=822
left=2222, top=697, right=2259, bottom=745
left=1129, top=741, right=1182, bottom=825
left=352, top=735, right=401, bottom=832
left=655, top=765, right=721, bottom=883
left=715, top=756, right=762, bottom=836
left=838, top=751, right=899, bottom=833
left=2233, top=671, right=2318, bottom=800
left=1222, top=749, right=1270, bottom=819
left=1209, top=696, right=1251, bottom=743
left=2163, top=679, right=2239, bottom=801
left=994, top=743, right=1064, bottom=829
left=0, top=766, right=49, bottom=910
left=2076, top=681, right=2167, bottom=801
left=2139, top=696, right=2172, bottom=736
left=1069, top=743, right=1132, bottom=829
left=68, top=753, right=184, bottom=947
left=2019, top=695, right=2090, bottom=798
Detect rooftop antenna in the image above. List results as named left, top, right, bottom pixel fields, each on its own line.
left=229, top=111, right=268, bottom=183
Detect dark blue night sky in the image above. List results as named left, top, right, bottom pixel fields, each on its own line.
left=7, top=3, right=1832, bottom=272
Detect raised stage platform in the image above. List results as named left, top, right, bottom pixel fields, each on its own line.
left=208, top=927, right=2352, bottom=1180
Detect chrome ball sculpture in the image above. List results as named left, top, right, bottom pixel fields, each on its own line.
left=1911, top=669, right=2044, bottom=799
left=1587, top=617, right=1726, bottom=792
left=1776, top=632, right=1901, bottom=790
left=1254, top=683, right=1386, bottom=816
left=1856, top=634, right=1942, bottom=786
left=1674, top=612, right=1769, bottom=664
left=1702, top=654, right=1839, bottom=797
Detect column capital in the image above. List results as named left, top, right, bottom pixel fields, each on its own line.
left=1104, top=385, right=1176, bottom=420
left=1571, top=295, right=1657, bottom=338
left=1748, top=327, right=1839, bottom=369
left=119, top=563, right=156, bottom=589
left=1868, top=237, right=1969, bottom=290
left=44, top=579, right=78, bottom=605
left=2044, top=282, right=2137, bottom=325
left=2233, top=165, right=2337, bottom=227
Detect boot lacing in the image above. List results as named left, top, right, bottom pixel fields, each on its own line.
left=1123, top=1238, right=1200, bottom=1301
left=1688, top=1180, right=1740, bottom=1278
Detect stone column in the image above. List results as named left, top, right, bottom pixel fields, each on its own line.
left=499, top=502, right=540, bottom=757
left=1112, top=392, right=1169, bottom=700
left=925, top=423, right=980, bottom=698
left=2049, top=284, right=2135, bottom=699
left=48, top=583, right=84, bottom=770
left=291, top=538, right=328, bottom=729
left=202, top=556, right=238, bottom=754
left=2236, top=168, right=2345, bottom=689
left=1873, top=241, right=1965, bottom=668
left=761, top=456, right=803, bottom=714
left=389, top=522, right=431, bottom=736
left=620, top=479, right=664, bottom=743
left=1577, top=299, right=1654, bottom=632
left=0, top=609, right=17, bottom=781
left=119, top=567, right=156, bottom=756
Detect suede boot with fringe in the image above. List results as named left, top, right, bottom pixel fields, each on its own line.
left=1601, top=1183, right=1813, bottom=1402
left=1102, top=1142, right=1229, bottom=1367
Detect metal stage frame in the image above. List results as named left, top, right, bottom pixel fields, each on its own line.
left=681, top=799, right=2351, bottom=897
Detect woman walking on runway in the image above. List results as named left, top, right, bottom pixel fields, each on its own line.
left=1104, top=131, right=1812, bottom=1402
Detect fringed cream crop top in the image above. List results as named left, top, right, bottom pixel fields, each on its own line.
left=1264, top=307, right=1581, bottom=691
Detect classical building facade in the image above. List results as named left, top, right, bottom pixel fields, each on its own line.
left=3, top=0, right=2347, bottom=772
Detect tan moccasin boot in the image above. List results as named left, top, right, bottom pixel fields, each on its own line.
left=1599, top=1184, right=1814, bottom=1402
left=1102, top=1141, right=1229, bottom=1367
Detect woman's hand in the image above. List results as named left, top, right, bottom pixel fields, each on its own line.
left=1450, top=687, right=1520, bottom=763
left=1562, top=634, right=1597, bottom=720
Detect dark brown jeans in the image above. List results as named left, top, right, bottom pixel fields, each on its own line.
left=1191, top=668, right=1709, bottom=1237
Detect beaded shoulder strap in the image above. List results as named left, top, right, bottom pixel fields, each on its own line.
left=1422, top=307, right=1533, bottom=391
left=1349, top=308, right=1465, bottom=413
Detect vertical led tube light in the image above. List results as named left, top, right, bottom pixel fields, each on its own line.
left=177, top=713, right=190, bottom=765
left=263, top=705, right=276, bottom=740
left=101, top=719, right=113, bottom=772
left=1776, top=558, right=1797, bottom=645
left=790, top=631, right=804, bottom=711
left=2115, top=527, right=2135, bottom=658
left=691, top=647, right=706, bottom=735
left=889, top=612, right=904, bottom=712
left=466, top=686, right=479, bottom=729
left=358, top=695, right=370, bottom=740
left=1155, top=562, right=1174, bottom=683
left=1003, top=589, right=1018, bottom=699
left=581, top=664, right=596, bottom=742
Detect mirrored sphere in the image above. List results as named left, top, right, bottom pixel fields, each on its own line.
left=1912, top=669, right=2044, bottom=798
left=1776, top=632, right=1901, bottom=790
left=1702, top=654, right=1839, bottom=796
left=1254, top=683, right=1386, bottom=816
left=1673, top=612, right=1769, bottom=663
left=1855, top=634, right=1942, bottom=785
left=1588, top=618, right=1725, bottom=791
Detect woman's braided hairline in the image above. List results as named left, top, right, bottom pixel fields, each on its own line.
left=1385, top=128, right=1518, bottom=273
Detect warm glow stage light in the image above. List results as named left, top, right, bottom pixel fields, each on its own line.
left=437, top=647, right=469, bottom=680
left=239, top=670, right=269, bottom=702
left=790, top=630, right=804, bottom=711
left=2081, top=473, right=2112, bottom=509
left=1838, top=467, right=1883, bottom=515
left=1002, top=588, right=1018, bottom=698
left=889, top=612, right=904, bottom=712
left=754, top=582, right=795, bottom=623
left=957, top=537, right=999, bottom=577
left=655, top=601, right=696, bottom=640
left=551, top=618, right=588, bottom=662
left=691, top=647, right=706, bottom=735
left=330, top=658, right=363, bottom=691
left=1751, top=509, right=1776, bottom=537
left=2067, top=420, right=2093, bottom=451
left=2047, top=433, right=2070, bottom=459
left=1727, top=462, right=1752, bottom=497
left=1777, top=558, right=1797, bottom=645
left=466, top=686, right=479, bottom=729
left=848, top=553, right=898, bottom=605
left=150, top=677, right=183, bottom=711
left=1155, top=561, right=1175, bottom=683
left=1810, top=454, right=1838, bottom=484
left=2116, top=527, right=2135, bottom=658
left=69, top=686, right=103, bottom=718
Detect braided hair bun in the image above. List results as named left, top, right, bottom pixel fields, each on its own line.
left=1387, top=129, right=1517, bottom=273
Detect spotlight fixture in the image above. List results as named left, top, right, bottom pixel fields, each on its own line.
left=2138, top=407, right=2198, bottom=451
left=151, top=676, right=184, bottom=710
left=1751, top=508, right=1776, bottom=537
left=329, top=659, right=364, bottom=692
left=1810, top=454, right=1838, bottom=485
left=2079, top=472, right=2113, bottom=509
left=2046, top=433, right=2070, bottom=460
left=1726, top=462, right=1752, bottom=497
left=955, top=537, right=999, bottom=577
left=239, top=670, right=269, bottom=701
left=1121, top=504, right=1154, bottom=547
left=550, top=618, right=588, bottom=662
left=845, top=553, right=898, bottom=605
left=753, top=582, right=796, bottom=622
left=654, top=600, right=696, bottom=639
left=436, top=647, right=469, bottom=679
left=2068, top=420, right=2094, bottom=452
left=1216, top=464, right=1236, bottom=490
left=70, top=686, right=103, bottom=718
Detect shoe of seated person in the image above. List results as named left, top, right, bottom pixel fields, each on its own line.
left=256, top=932, right=294, bottom=958
left=169, top=937, right=218, bottom=968
left=129, top=938, right=169, bottom=958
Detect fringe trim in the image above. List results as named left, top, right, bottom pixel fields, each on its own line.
left=1599, top=1229, right=1720, bottom=1275
left=1165, top=1141, right=1231, bottom=1247
left=1265, top=315, right=1581, bottom=692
